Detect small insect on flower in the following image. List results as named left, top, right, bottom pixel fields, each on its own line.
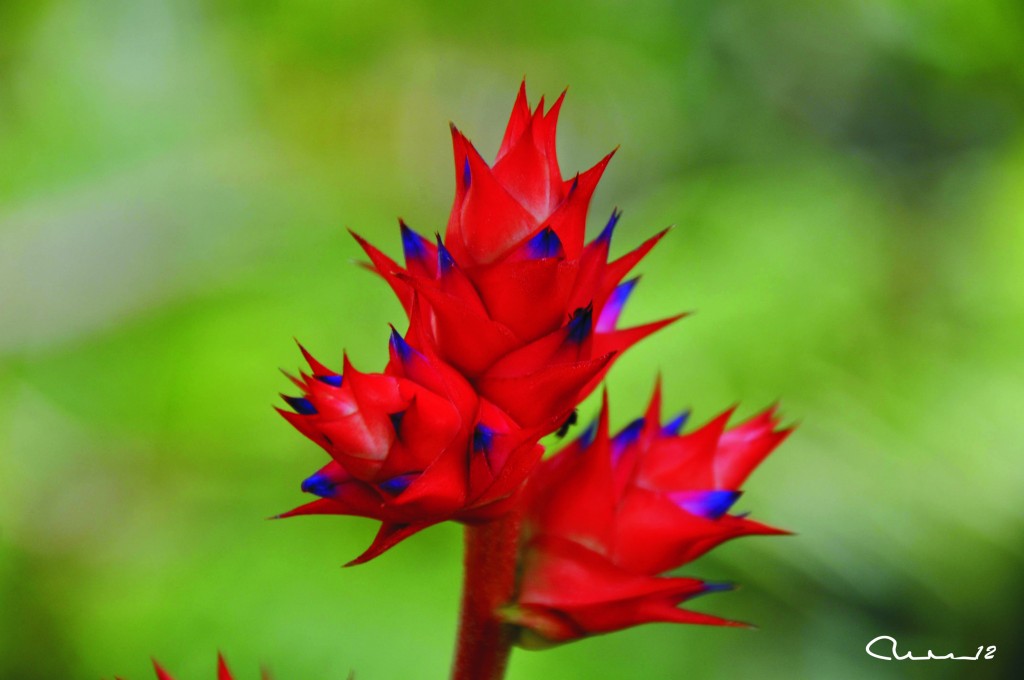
left=555, top=409, right=579, bottom=438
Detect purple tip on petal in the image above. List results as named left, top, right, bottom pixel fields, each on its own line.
left=284, top=395, right=317, bottom=415
left=670, top=490, right=743, bottom=520
left=462, top=157, right=471, bottom=189
left=436, top=235, right=455, bottom=275
left=315, top=374, right=343, bottom=387
left=473, top=424, right=495, bottom=453
left=400, top=222, right=429, bottom=264
left=595, top=208, right=621, bottom=246
left=566, top=304, right=593, bottom=344
left=701, top=581, right=736, bottom=594
left=379, top=473, right=418, bottom=496
left=390, top=327, right=414, bottom=362
left=301, top=471, right=335, bottom=497
left=389, top=410, right=405, bottom=436
left=662, top=410, right=690, bottom=435
left=526, top=227, right=564, bottom=259
left=613, top=418, right=644, bottom=451
left=596, top=277, right=638, bottom=332
left=569, top=174, right=579, bottom=194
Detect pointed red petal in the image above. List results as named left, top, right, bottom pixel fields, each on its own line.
left=569, top=594, right=747, bottom=636
left=602, top=227, right=670, bottom=288
left=296, top=341, right=334, bottom=377
left=637, top=408, right=735, bottom=491
left=495, top=81, right=532, bottom=163
left=276, top=483, right=386, bottom=520
left=593, top=314, right=687, bottom=358
left=152, top=660, right=175, bottom=680
left=349, top=230, right=412, bottom=313
left=345, top=521, right=431, bottom=566
left=545, top=151, right=615, bottom=257
left=714, top=412, right=792, bottom=488
left=493, top=99, right=560, bottom=218
left=217, top=653, right=233, bottom=680
left=541, top=90, right=567, bottom=199
left=446, top=130, right=539, bottom=264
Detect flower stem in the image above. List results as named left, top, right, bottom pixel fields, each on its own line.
left=451, top=511, right=521, bottom=680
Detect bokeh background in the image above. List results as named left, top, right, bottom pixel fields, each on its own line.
left=2, top=0, right=1022, bottom=678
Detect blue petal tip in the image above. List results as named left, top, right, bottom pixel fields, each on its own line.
left=526, top=227, right=564, bottom=259
left=702, top=581, right=736, bottom=594
left=390, top=328, right=413, bottom=361
left=473, top=424, right=495, bottom=453
left=596, top=209, right=621, bottom=245
left=596, top=277, right=639, bottom=332
left=315, top=374, right=343, bottom=387
left=301, top=471, right=335, bottom=498
left=566, top=305, right=593, bottom=344
left=379, top=473, right=417, bottom=496
left=436, top=235, right=455, bottom=274
left=284, top=395, right=317, bottom=415
left=400, top=222, right=428, bottom=263
left=662, top=410, right=690, bottom=435
left=672, top=490, right=743, bottom=520
left=613, top=418, right=645, bottom=450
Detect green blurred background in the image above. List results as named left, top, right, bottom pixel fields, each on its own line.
left=2, top=0, right=1022, bottom=678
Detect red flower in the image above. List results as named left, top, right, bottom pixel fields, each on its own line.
left=277, top=333, right=543, bottom=565
left=353, top=83, right=681, bottom=430
left=277, top=84, right=682, bottom=564
left=500, top=385, right=792, bottom=647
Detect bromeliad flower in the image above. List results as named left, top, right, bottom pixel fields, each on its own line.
left=277, top=331, right=543, bottom=564
left=500, top=385, right=792, bottom=647
left=268, top=84, right=797, bottom=679
left=353, top=83, right=681, bottom=431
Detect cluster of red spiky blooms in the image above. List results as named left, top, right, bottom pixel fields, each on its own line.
left=276, top=83, right=792, bottom=644
left=501, top=386, right=792, bottom=646
left=278, top=84, right=680, bottom=564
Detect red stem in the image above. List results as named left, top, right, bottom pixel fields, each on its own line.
left=450, top=511, right=522, bottom=680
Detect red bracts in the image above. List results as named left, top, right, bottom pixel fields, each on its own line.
left=501, top=386, right=791, bottom=646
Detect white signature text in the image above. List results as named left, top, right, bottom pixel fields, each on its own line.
left=866, top=636, right=996, bottom=661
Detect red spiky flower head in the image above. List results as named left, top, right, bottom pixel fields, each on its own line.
left=278, top=331, right=543, bottom=565
left=278, top=85, right=682, bottom=564
left=500, top=385, right=792, bottom=647
left=355, top=83, right=681, bottom=431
